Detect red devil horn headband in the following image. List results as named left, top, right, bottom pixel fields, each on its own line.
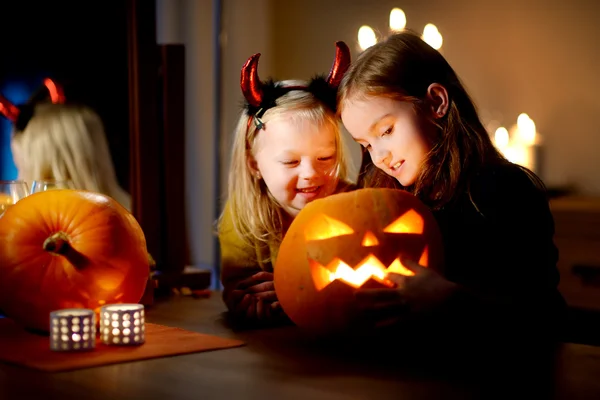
left=0, top=94, right=20, bottom=122
left=43, top=78, right=66, bottom=104
left=0, top=78, right=66, bottom=128
left=326, top=41, right=351, bottom=88
left=240, top=53, right=263, bottom=108
left=240, top=41, right=351, bottom=109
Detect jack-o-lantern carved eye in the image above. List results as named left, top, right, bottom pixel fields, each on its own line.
left=383, top=209, right=424, bottom=234
left=304, top=214, right=354, bottom=241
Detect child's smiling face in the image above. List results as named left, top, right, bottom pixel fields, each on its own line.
left=251, top=116, right=339, bottom=217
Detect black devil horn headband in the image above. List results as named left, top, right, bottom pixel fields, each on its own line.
left=0, top=78, right=66, bottom=131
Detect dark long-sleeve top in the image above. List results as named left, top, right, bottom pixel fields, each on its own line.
left=430, top=162, right=566, bottom=341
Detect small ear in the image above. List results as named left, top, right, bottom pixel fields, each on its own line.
left=426, top=83, right=449, bottom=119
left=246, top=154, right=261, bottom=179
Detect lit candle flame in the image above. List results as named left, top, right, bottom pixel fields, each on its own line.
left=423, top=23, right=443, bottom=50
left=358, top=25, right=377, bottom=51
left=389, top=8, right=407, bottom=31
left=517, top=113, right=536, bottom=145
left=494, top=127, right=509, bottom=150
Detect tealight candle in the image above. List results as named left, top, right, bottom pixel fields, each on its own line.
left=49, top=309, right=96, bottom=352
left=100, top=304, right=145, bottom=345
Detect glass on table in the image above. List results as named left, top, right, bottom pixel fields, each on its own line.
left=0, top=180, right=29, bottom=216
left=30, top=179, right=74, bottom=194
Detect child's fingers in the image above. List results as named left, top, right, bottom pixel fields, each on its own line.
left=398, top=258, right=424, bottom=273
left=251, top=271, right=274, bottom=281
left=246, top=281, right=275, bottom=293
left=234, top=294, right=252, bottom=315
left=256, top=298, right=265, bottom=320
left=234, top=276, right=260, bottom=290
left=230, top=289, right=246, bottom=301
left=383, top=273, right=409, bottom=288
left=234, top=271, right=274, bottom=290
left=253, top=290, right=277, bottom=302
left=224, top=289, right=245, bottom=311
left=245, top=298, right=257, bottom=320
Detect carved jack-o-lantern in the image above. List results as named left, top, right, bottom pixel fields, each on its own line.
left=274, top=188, right=444, bottom=334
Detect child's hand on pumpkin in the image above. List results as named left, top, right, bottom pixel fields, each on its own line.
left=227, top=271, right=281, bottom=322
left=388, top=259, right=457, bottom=313
left=355, top=259, right=457, bottom=328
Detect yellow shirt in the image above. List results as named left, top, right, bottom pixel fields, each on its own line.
left=218, top=201, right=278, bottom=289
left=219, top=181, right=356, bottom=302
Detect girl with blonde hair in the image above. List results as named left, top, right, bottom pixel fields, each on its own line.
left=218, top=42, right=355, bottom=325
left=1, top=78, right=131, bottom=211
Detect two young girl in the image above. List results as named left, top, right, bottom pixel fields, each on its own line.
left=221, top=32, right=564, bottom=339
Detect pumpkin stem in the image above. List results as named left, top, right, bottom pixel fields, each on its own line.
left=43, top=232, right=71, bottom=255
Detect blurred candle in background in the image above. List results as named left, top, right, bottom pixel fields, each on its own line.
left=389, top=8, right=407, bottom=32
left=358, top=25, right=377, bottom=51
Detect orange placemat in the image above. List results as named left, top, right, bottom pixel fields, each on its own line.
left=0, top=318, right=245, bottom=372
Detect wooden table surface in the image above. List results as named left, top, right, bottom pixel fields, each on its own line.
left=1, top=293, right=600, bottom=400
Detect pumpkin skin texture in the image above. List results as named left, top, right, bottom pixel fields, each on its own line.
left=0, top=190, right=149, bottom=333
left=274, top=188, right=444, bottom=335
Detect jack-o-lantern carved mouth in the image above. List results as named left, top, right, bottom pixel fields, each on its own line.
left=309, top=249, right=428, bottom=290
left=304, top=210, right=431, bottom=291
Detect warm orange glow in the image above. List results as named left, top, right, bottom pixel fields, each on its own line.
left=310, top=245, right=431, bottom=290
left=361, top=231, right=379, bottom=246
left=383, top=209, right=424, bottom=234
left=304, top=214, right=354, bottom=241
left=313, top=255, right=389, bottom=289
left=418, top=246, right=428, bottom=266
left=387, top=258, right=415, bottom=276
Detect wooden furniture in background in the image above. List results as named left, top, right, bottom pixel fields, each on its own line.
left=551, top=196, right=600, bottom=345
left=551, top=196, right=600, bottom=311
left=127, top=0, right=209, bottom=296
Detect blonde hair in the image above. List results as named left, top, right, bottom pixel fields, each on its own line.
left=11, top=103, right=131, bottom=210
left=219, top=80, right=352, bottom=265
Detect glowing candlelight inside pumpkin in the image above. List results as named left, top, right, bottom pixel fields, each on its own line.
left=310, top=249, right=429, bottom=291
left=49, top=308, right=96, bottom=352
left=100, top=304, right=145, bottom=345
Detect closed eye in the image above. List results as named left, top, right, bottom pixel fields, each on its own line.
left=317, top=155, right=334, bottom=162
left=281, top=160, right=299, bottom=166
left=381, top=126, right=393, bottom=136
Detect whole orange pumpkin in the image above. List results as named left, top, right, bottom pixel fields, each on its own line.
left=0, top=190, right=150, bottom=333
left=274, top=188, right=444, bottom=335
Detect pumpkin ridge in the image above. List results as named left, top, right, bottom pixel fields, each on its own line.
left=64, top=205, right=113, bottom=236
left=0, top=255, right=55, bottom=306
left=40, top=257, right=78, bottom=299
left=69, top=220, right=120, bottom=241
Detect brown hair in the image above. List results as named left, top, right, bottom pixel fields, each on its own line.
left=338, top=31, right=506, bottom=209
